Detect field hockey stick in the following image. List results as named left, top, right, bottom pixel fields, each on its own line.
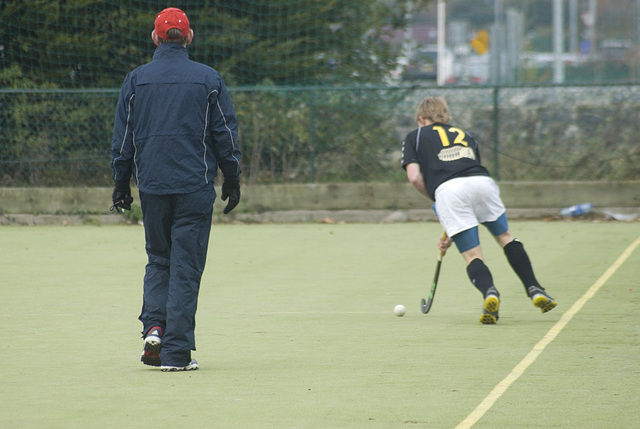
left=421, top=231, right=448, bottom=314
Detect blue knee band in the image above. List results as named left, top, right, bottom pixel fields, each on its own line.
left=452, top=227, right=480, bottom=253
left=483, top=213, right=509, bottom=236
left=452, top=214, right=509, bottom=253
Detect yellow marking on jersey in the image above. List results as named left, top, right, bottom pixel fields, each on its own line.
left=433, top=126, right=469, bottom=147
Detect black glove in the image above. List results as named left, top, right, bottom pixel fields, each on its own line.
left=111, top=180, right=134, bottom=212
left=221, top=176, right=241, bottom=214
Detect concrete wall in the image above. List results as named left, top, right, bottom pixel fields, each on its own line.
left=239, top=181, right=640, bottom=211
left=1, top=181, right=638, bottom=216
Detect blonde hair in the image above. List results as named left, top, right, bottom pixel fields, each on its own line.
left=415, top=97, right=451, bottom=124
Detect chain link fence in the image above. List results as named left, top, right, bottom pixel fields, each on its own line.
left=1, top=83, right=639, bottom=187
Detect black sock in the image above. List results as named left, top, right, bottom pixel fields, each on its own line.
left=504, top=239, right=541, bottom=293
left=466, top=258, right=494, bottom=297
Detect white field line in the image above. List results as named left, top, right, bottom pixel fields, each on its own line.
left=456, top=235, right=640, bottom=429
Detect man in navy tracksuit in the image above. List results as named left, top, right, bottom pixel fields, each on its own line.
left=110, top=7, right=242, bottom=372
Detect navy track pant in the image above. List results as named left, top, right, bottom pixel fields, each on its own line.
left=138, top=184, right=215, bottom=367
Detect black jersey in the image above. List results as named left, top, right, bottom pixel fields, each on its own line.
left=401, top=124, right=489, bottom=201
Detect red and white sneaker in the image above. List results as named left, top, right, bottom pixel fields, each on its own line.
left=141, top=326, right=163, bottom=367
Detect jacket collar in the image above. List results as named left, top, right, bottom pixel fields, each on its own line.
left=153, top=43, right=189, bottom=60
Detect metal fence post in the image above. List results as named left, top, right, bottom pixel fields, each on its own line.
left=309, top=95, right=317, bottom=183
left=492, top=86, right=500, bottom=180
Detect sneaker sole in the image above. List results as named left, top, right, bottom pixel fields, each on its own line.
left=479, top=313, right=498, bottom=324
left=161, top=362, right=199, bottom=372
left=532, top=295, right=558, bottom=313
left=160, top=366, right=199, bottom=372
left=141, top=351, right=161, bottom=367
left=144, top=336, right=162, bottom=353
left=484, top=295, right=500, bottom=313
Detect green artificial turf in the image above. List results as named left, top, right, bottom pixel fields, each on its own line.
left=1, top=221, right=639, bottom=428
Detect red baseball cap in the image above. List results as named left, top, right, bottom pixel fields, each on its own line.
left=154, top=7, right=190, bottom=40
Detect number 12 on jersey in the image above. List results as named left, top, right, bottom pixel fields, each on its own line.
left=433, top=126, right=469, bottom=147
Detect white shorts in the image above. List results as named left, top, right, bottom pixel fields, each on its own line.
left=434, top=176, right=506, bottom=237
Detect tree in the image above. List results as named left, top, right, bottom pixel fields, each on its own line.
left=0, top=0, right=434, bottom=186
left=0, top=0, right=432, bottom=88
left=201, top=0, right=425, bottom=86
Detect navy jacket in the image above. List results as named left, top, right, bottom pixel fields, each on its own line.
left=111, top=43, right=241, bottom=194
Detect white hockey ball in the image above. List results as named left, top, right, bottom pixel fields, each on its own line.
left=394, top=304, right=406, bottom=317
